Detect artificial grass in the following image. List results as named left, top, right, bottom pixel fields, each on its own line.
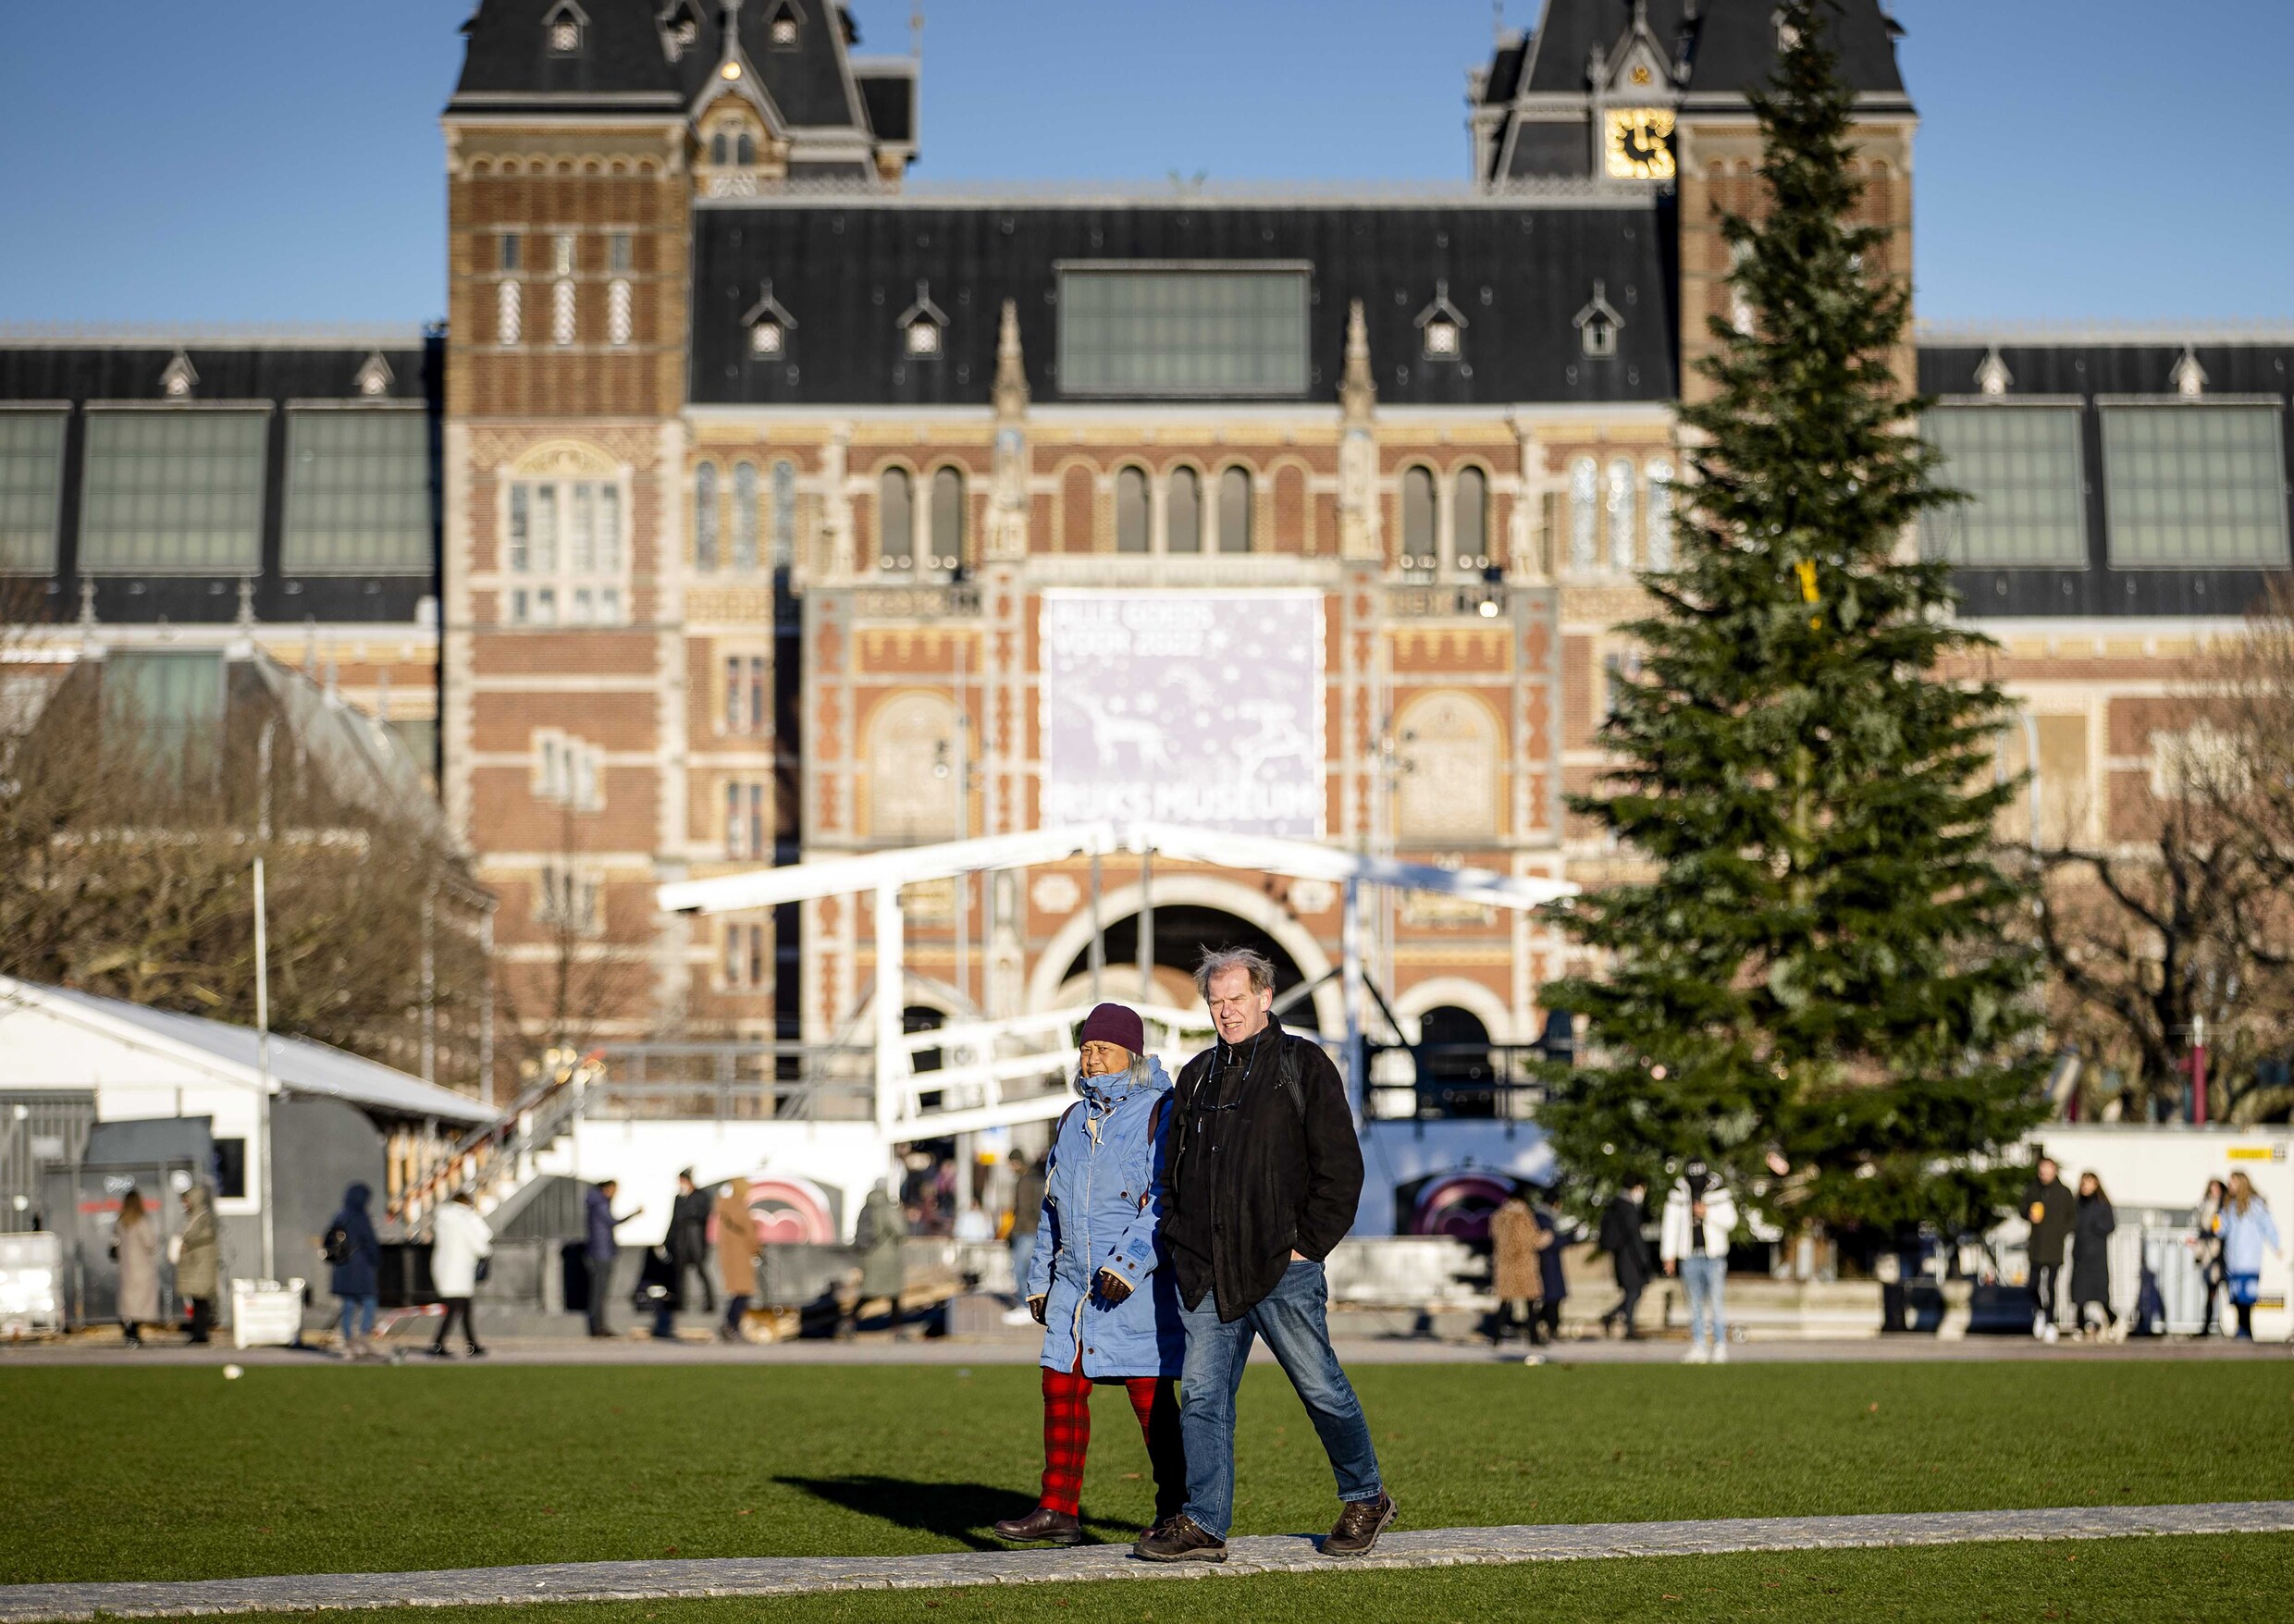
left=3, top=1361, right=2290, bottom=1585
left=126, top=1535, right=2294, bottom=1624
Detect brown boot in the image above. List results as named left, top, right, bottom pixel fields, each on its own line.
left=992, top=1507, right=1084, bottom=1545
left=1325, top=1493, right=1397, bottom=1557
left=1132, top=1513, right=1227, bottom=1563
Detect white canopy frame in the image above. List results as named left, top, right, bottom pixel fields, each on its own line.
left=658, top=820, right=1576, bottom=1135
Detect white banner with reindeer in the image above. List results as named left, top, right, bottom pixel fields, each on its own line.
left=1040, top=589, right=1326, bottom=839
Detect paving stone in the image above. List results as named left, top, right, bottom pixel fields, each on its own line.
left=5, top=1502, right=2292, bottom=1620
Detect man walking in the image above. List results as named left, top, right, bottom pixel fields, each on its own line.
left=1597, top=1175, right=1652, bottom=1338
left=583, top=1177, right=641, bottom=1338
left=2020, top=1157, right=2074, bottom=1343
left=1660, top=1161, right=1737, bottom=1363
left=670, top=1169, right=717, bottom=1315
left=1134, top=947, right=1394, bottom=1565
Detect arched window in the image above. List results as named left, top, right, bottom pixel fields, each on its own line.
left=877, top=466, right=913, bottom=572
left=1568, top=456, right=1597, bottom=568
left=1217, top=466, right=1252, bottom=553
left=1167, top=467, right=1202, bottom=554
left=1115, top=466, right=1150, bottom=553
left=734, top=130, right=756, bottom=166
left=694, top=461, right=720, bottom=571
left=709, top=131, right=728, bottom=166
left=770, top=459, right=797, bottom=572
left=1452, top=466, right=1488, bottom=573
left=1607, top=457, right=1637, bottom=572
left=929, top=467, right=966, bottom=573
left=1645, top=459, right=1674, bottom=572
left=1400, top=465, right=1436, bottom=575
left=732, top=461, right=758, bottom=571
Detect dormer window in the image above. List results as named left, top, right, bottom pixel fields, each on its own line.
left=766, top=0, right=803, bottom=49
left=160, top=350, right=198, bottom=399
left=744, top=279, right=797, bottom=358
left=658, top=0, right=701, bottom=60
left=353, top=351, right=393, bottom=398
left=1415, top=281, right=1468, bottom=363
left=1574, top=280, right=1623, bottom=359
left=2171, top=346, right=2209, bottom=398
left=544, top=0, right=588, bottom=55
left=899, top=282, right=948, bottom=359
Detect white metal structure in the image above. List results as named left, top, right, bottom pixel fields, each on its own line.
left=659, top=820, right=1575, bottom=1140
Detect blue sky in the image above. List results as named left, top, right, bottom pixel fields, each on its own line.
left=0, top=2, right=2285, bottom=329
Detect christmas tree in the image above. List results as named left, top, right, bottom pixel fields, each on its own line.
left=1538, top=0, right=2048, bottom=1241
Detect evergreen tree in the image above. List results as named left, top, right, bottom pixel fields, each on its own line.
left=1538, top=0, right=2047, bottom=1241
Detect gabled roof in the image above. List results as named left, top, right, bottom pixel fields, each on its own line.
left=0, top=977, right=493, bottom=1125
left=852, top=56, right=918, bottom=147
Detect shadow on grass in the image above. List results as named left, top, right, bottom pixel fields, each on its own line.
left=773, top=1475, right=1147, bottom=1551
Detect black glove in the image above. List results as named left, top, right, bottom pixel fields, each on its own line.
left=1093, top=1269, right=1133, bottom=1307
left=1028, top=1294, right=1047, bottom=1324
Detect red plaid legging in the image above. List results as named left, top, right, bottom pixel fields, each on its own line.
left=1037, top=1359, right=1185, bottom=1519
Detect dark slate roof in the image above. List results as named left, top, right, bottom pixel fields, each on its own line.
left=451, top=0, right=686, bottom=108
left=1503, top=0, right=1906, bottom=102
left=854, top=60, right=917, bottom=147
left=1482, top=38, right=1528, bottom=104
left=1917, top=338, right=2294, bottom=401
left=743, top=1, right=865, bottom=130
left=688, top=199, right=1678, bottom=408
left=0, top=337, right=441, bottom=405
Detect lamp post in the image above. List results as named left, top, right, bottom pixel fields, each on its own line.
left=253, top=856, right=277, bottom=1283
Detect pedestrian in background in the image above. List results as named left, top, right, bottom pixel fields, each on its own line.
left=174, top=1184, right=219, bottom=1344
left=1598, top=1175, right=1651, bottom=1338
left=1488, top=1189, right=1545, bottom=1359
left=113, top=1187, right=159, bottom=1347
left=427, top=1191, right=492, bottom=1359
left=993, top=1003, right=1186, bottom=1547
left=2069, top=1171, right=2116, bottom=1339
left=1661, top=1161, right=1737, bottom=1364
left=715, top=1180, right=759, bottom=1343
left=670, top=1169, right=717, bottom=1315
left=2219, top=1171, right=2281, bottom=1341
left=2190, top=1177, right=2228, bottom=1337
left=326, top=1182, right=383, bottom=1359
left=956, top=1198, right=994, bottom=1243
left=2020, top=1157, right=2076, bottom=1344
left=1004, top=1149, right=1046, bottom=1326
left=1533, top=1192, right=1570, bottom=1348
left=583, top=1177, right=641, bottom=1338
left=847, top=1179, right=908, bottom=1338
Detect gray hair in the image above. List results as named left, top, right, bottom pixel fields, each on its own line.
left=1195, top=945, right=1276, bottom=1000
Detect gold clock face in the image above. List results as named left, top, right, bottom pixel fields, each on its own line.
left=1603, top=107, right=1677, bottom=180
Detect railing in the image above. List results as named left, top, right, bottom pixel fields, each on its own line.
left=593, top=1041, right=875, bottom=1122
left=1363, top=1042, right=1548, bottom=1122
left=388, top=1058, right=595, bottom=1234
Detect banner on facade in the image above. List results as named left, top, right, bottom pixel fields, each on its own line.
left=1040, top=589, right=1326, bottom=839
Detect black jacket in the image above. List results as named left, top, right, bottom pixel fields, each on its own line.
left=671, top=1187, right=713, bottom=1256
left=2070, top=1192, right=2115, bottom=1305
left=1163, top=1018, right=1363, bottom=1323
left=1598, top=1193, right=1650, bottom=1285
left=2021, top=1177, right=2076, bottom=1268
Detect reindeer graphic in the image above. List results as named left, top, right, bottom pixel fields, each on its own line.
left=1233, top=699, right=1314, bottom=784
left=1064, top=690, right=1172, bottom=770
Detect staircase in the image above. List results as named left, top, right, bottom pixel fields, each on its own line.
left=387, top=1054, right=596, bottom=1236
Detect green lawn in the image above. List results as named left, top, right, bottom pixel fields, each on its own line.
left=3, top=1361, right=2290, bottom=1588
left=126, top=1537, right=2294, bottom=1624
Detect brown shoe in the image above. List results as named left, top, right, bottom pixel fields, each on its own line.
left=992, top=1507, right=1084, bottom=1545
left=1132, top=1513, right=1227, bottom=1563
left=1325, top=1493, right=1397, bottom=1557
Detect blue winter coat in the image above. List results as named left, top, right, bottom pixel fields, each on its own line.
left=1030, top=1056, right=1185, bottom=1379
left=328, top=1183, right=381, bottom=1299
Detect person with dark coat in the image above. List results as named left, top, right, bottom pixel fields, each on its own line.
left=1597, top=1176, right=1651, bottom=1338
left=670, top=1169, right=717, bottom=1314
left=2069, top=1171, right=2116, bottom=1338
left=1003, top=1149, right=1048, bottom=1326
left=1532, top=1196, right=1570, bottom=1347
left=327, top=1182, right=383, bottom=1359
left=2020, top=1156, right=2077, bottom=1342
left=583, top=1178, right=642, bottom=1338
left=1134, top=948, right=1393, bottom=1568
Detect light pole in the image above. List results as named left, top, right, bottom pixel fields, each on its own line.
left=253, top=857, right=277, bottom=1283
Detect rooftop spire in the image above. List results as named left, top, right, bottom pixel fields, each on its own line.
left=993, top=298, right=1028, bottom=418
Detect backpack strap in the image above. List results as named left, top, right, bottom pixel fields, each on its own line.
left=1275, top=1035, right=1309, bottom=1127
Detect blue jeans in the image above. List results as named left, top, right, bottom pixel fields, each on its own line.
left=1681, top=1255, right=1725, bottom=1348
left=339, top=1295, right=376, bottom=1343
left=1178, top=1259, right=1382, bottom=1540
left=1011, top=1231, right=1037, bottom=1298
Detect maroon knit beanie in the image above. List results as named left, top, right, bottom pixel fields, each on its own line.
left=1077, top=1003, right=1145, bottom=1054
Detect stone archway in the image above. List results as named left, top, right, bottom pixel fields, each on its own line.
left=1024, top=872, right=1341, bottom=1033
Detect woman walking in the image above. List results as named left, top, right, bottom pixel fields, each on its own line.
left=2219, top=1172, right=2281, bottom=1341
left=327, top=1182, right=383, bottom=1359
left=114, top=1188, right=160, bottom=1347
left=715, top=1180, right=759, bottom=1342
left=175, top=1184, right=220, bottom=1344
left=992, top=1003, right=1186, bottom=1546
left=426, top=1191, right=493, bottom=1358
left=2069, top=1172, right=2116, bottom=1339
left=1488, top=1190, right=1546, bottom=1359
left=2189, top=1177, right=2228, bottom=1337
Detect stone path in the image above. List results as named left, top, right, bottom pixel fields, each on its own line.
left=5, top=1502, right=2289, bottom=1620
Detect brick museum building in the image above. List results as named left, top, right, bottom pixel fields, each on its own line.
left=4, top=0, right=2289, bottom=1122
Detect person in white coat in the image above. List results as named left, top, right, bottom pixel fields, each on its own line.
left=426, top=1192, right=494, bottom=1358
left=1660, top=1162, right=1738, bottom=1364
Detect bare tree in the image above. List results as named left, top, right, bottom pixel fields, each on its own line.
left=487, top=807, right=652, bottom=1096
